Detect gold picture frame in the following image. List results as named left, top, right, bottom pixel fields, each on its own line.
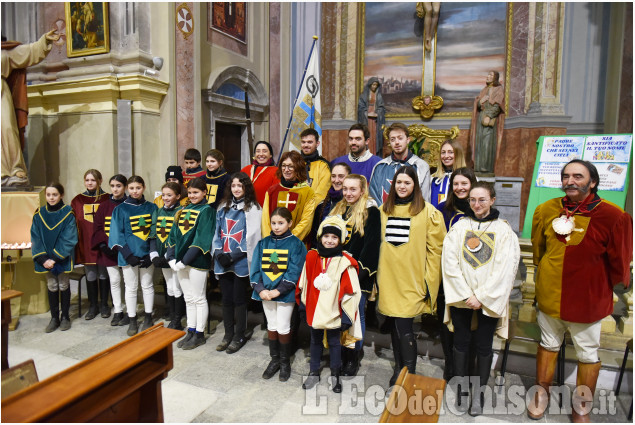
left=65, top=2, right=110, bottom=58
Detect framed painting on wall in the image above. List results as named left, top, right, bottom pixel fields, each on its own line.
left=64, top=2, right=110, bottom=57
left=211, top=2, right=246, bottom=44
left=361, top=2, right=509, bottom=118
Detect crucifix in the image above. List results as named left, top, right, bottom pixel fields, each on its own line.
left=413, top=2, right=444, bottom=119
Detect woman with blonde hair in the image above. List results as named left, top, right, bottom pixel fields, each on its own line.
left=430, top=140, right=466, bottom=210
left=329, top=173, right=380, bottom=376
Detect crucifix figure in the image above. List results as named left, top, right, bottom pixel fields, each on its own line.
left=412, top=3, right=444, bottom=118
left=416, top=2, right=440, bottom=52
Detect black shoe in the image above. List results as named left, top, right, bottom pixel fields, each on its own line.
left=60, top=317, right=71, bottom=331
left=469, top=353, right=493, bottom=417
left=100, top=304, right=111, bottom=319
left=98, top=278, right=111, bottom=318
left=279, top=342, right=291, bottom=382
left=400, top=333, right=417, bottom=375
left=139, top=312, right=154, bottom=332
left=330, top=368, right=342, bottom=393
left=341, top=347, right=360, bottom=376
left=85, top=305, right=99, bottom=320
left=453, top=347, right=471, bottom=413
left=85, top=280, right=99, bottom=320
left=178, top=329, right=195, bottom=348
left=216, top=337, right=232, bottom=352
left=45, top=317, right=60, bottom=333
left=118, top=314, right=131, bottom=326
left=127, top=316, right=139, bottom=336
left=302, top=370, right=320, bottom=390
left=167, top=318, right=184, bottom=330
left=263, top=339, right=280, bottom=379
left=182, top=331, right=206, bottom=350
left=111, top=312, right=123, bottom=326
left=226, top=337, right=248, bottom=354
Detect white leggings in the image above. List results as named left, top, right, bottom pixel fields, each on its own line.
left=106, top=266, right=124, bottom=313
left=122, top=265, right=155, bottom=317
left=162, top=268, right=182, bottom=297
left=177, top=267, right=208, bottom=333
left=262, top=300, right=295, bottom=335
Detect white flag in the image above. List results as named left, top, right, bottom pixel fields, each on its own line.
left=288, top=40, right=321, bottom=153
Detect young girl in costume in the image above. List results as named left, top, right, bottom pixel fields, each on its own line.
left=377, top=165, right=446, bottom=387
left=251, top=207, right=306, bottom=381
left=151, top=182, right=185, bottom=330
left=31, top=182, right=78, bottom=333
left=296, top=216, right=361, bottom=393
left=91, top=174, right=128, bottom=326
left=109, top=176, right=158, bottom=336
left=442, top=182, right=519, bottom=416
left=166, top=177, right=215, bottom=350
left=204, top=149, right=231, bottom=210
left=212, top=172, right=262, bottom=354
left=430, top=140, right=466, bottom=210
left=71, top=169, right=110, bottom=320
left=328, top=174, right=380, bottom=376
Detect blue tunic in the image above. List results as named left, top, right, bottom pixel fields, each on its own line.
left=212, top=207, right=250, bottom=277
left=431, top=173, right=452, bottom=210
left=331, top=153, right=381, bottom=183
left=109, top=199, right=158, bottom=266
left=250, top=232, right=307, bottom=304
left=30, top=204, right=78, bottom=273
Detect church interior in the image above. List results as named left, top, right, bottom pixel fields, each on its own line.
left=1, top=2, right=633, bottom=422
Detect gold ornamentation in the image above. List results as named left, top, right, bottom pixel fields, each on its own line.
left=412, top=95, right=444, bottom=119
left=176, top=3, right=194, bottom=39
left=383, top=123, right=459, bottom=166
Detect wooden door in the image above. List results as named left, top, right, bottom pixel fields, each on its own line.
left=215, top=122, right=243, bottom=173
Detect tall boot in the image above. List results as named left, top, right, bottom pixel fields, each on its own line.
left=440, top=324, right=454, bottom=381
left=60, top=288, right=72, bottom=331
left=330, top=367, right=342, bottom=393
left=45, top=290, right=60, bottom=333
left=389, top=326, right=403, bottom=387
left=98, top=277, right=111, bottom=318
left=453, top=347, right=470, bottom=413
left=341, top=347, right=360, bottom=376
left=365, top=299, right=379, bottom=329
left=571, top=361, right=601, bottom=423
left=169, top=295, right=184, bottom=330
left=263, top=331, right=280, bottom=379
left=469, top=352, right=493, bottom=416
left=400, top=333, right=418, bottom=374
left=165, top=295, right=175, bottom=327
left=85, top=279, right=99, bottom=320
left=217, top=305, right=234, bottom=351
left=278, top=332, right=292, bottom=382
left=527, top=345, right=559, bottom=420
left=227, top=303, right=250, bottom=354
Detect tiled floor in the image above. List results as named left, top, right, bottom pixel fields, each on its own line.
left=5, top=302, right=633, bottom=423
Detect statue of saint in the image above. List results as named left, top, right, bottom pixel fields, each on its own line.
left=357, top=77, right=386, bottom=155
left=469, top=70, right=505, bottom=174
left=1, top=30, right=58, bottom=187
left=416, top=2, right=440, bottom=52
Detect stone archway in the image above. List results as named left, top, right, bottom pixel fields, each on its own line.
left=202, top=66, right=269, bottom=169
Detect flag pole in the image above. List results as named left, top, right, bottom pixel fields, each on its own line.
left=277, top=35, right=319, bottom=164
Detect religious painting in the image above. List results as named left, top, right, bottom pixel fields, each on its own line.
left=434, top=3, right=507, bottom=114
left=361, top=2, right=508, bottom=117
left=211, top=2, right=246, bottom=43
left=64, top=2, right=110, bottom=57
left=362, top=2, right=424, bottom=116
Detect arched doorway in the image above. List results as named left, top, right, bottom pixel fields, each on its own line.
left=202, top=67, right=268, bottom=172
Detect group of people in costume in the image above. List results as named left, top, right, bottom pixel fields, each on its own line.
left=31, top=121, right=632, bottom=421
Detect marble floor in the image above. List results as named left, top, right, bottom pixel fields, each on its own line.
left=5, top=300, right=633, bottom=423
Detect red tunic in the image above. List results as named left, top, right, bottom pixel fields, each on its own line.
left=242, top=164, right=280, bottom=207
left=91, top=196, right=125, bottom=267
left=71, top=190, right=109, bottom=265
left=532, top=196, right=632, bottom=323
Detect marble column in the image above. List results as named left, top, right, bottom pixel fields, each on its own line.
left=269, top=3, right=281, bottom=153
left=525, top=2, right=566, bottom=116
left=175, top=2, right=195, bottom=163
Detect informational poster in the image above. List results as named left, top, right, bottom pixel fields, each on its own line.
left=522, top=133, right=633, bottom=238
left=582, top=135, right=632, bottom=191
left=535, top=136, right=586, bottom=189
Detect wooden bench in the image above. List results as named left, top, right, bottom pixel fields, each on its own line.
left=1, top=289, right=23, bottom=371
left=379, top=367, right=446, bottom=423
left=1, top=323, right=184, bottom=422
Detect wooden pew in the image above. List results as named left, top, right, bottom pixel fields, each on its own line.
left=1, top=289, right=23, bottom=371
left=379, top=367, right=446, bottom=423
left=1, top=323, right=184, bottom=422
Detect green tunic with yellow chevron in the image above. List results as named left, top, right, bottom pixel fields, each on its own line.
left=166, top=201, right=216, bottom=271
left=108, top=197, right=158, bottom=267
left=250, top=230, right=307, bottom=304
left=156, top=204, right=183, bottom=257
